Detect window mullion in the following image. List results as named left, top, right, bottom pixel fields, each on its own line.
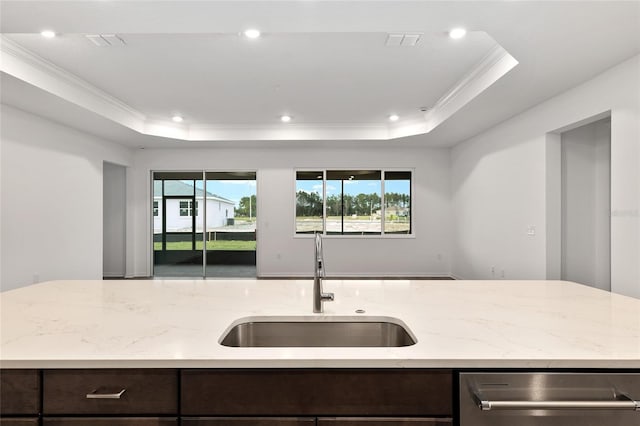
left=381, top=170, right=385, bottom=236
left=323, top=170, right=327, bottom=235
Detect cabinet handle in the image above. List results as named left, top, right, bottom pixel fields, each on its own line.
left=86, top=388, right=126, bottom=399
left=472, top=388, right=639, bottom=411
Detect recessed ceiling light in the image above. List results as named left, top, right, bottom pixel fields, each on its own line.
left=41, top=30, right=56, bottom=38
left=449, top=28, right=467, bottom=39
left=172, top=115, right=184, bottom=123
left=389, top=114, right=400, bottom=122
left=280, top=115, right=292, bottom=123
left=244, top=29, right=261, bottom=39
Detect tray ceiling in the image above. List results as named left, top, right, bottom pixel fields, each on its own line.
left=1, top=1, right=638, bottom=147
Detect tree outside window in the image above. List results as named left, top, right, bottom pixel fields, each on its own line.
left=295, top=170, right=412, bottom=235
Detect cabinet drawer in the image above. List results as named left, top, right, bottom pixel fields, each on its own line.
left=0, top=419, right=39, bottom=426
left=43, top=418, right=178, bottom=426
left=318, top=418, right=452, bottom=426
left=182, top=369, right=452, bottom=416
left=182, top=418, right=316, bottom=426
left=0, top=369, right=40, bottom=415
left=43, top=369, right=178, bottom=415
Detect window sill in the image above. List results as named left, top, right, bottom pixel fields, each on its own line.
left=293, top=233, right=415, bottom=239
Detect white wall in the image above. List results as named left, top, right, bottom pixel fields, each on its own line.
left=561, top=119, right=611, bottom=291
left=0, top=105, right=132, bottom=291
left=103, top=161, right=127, bottom=277
left=451, top=54, right=640, bottom=298
left=128, top=147, right=452, bottom=278
left=3, top=55, right=637, bottom=293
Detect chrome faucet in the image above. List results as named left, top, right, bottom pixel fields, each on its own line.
left=313, top=233, right=334, bottom=313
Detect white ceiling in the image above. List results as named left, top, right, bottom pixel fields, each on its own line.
left=1, top=1, right=639, bottom=148
left=5, top=32, right=497, bottom=125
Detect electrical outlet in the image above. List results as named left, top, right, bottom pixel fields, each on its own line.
left=33, top=273, right=40, bottom=283
left=527, top=225, right=536, bottom=236
left=491, top=266, right=495, bottom=277
left=437, top=253, right=443, bottom=261
left=501, top=269, right=505, bottom=279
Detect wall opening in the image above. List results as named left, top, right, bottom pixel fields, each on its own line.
left=103, top=162, right=127, bottom=278
left=559, top=117, right=611, bottom=291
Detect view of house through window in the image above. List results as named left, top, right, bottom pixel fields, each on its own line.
left=296, top=170, right=412, bottom=235
left=152, top=171, right=257, bottom=278
left=179, top=200, right=198, bottom=217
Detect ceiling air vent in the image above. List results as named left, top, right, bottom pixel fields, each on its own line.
left=86, top=34, right=126, bottom=47
left=385, top=33, right=422, bottom=47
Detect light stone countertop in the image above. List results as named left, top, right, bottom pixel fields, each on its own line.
left=1, top=279, right=639, bottom=369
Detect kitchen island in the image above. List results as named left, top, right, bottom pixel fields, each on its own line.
left=1, top=279, right=639, bottom=425
left=1, top=279, right=639, bottom=369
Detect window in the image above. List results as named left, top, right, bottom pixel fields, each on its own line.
left=179, top=200, right=198, bottom=217
left=326, top=170, right=381, bottom=235
left=296, top=171, right=324, bottom=233
left=153, top=201, right=159, bottom=217
left=384, top=171, right=411, bottom=234
left=296, top=170, right=412, bottom=236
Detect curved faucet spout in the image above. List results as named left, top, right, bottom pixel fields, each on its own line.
left=313, top=233, right=334, bottom=313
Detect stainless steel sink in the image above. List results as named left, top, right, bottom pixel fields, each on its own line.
left=219, top=317, right=416, bottom=347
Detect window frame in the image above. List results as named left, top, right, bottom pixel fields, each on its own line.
left=179, top=200, right=198, bottom=217
left=295, top=170, right=326, bottom=235
left=294, top=168, right=414, bottom=238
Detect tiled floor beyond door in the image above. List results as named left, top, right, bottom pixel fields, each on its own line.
left=152, top=264, right=257, bottom=278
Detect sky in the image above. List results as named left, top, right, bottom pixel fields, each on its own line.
left=189, top=177, right=409, bottom=206
left=195, top=180, right=256, bottom=206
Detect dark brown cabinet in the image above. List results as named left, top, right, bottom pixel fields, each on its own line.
left=181, top=369, right=452, bottom=416
left=182, top=418, right=316, bottom=426
left=318, top=418, right=452, bottom=426
left=43, top=418, right=178, bottom=426
left=43, top=369, right=178, bottom=415
left=0, top=420, right=39, bottom=426
left=2, top=368, right=454, bottom=425
left=181, top=418, right=452, bottom=426
left=0, top=369, right=39, bottom=426
left=0, top=370, right=39, bottom=415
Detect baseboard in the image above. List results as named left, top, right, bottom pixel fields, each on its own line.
left=103, top=273, right=125, bottom=278
left=449, top=273, right=467, bottom=280
left=111, top=273, right=458, bottom=280
left=258, top=273, right=455, bottom=280
left=113, top=274, right=153, bottom=279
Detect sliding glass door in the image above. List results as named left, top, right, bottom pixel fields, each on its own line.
left=204, top=172, right=257, bottom=277
left=153, top=172, right=205, bottom=277
left=152, top=171, right=256, bottom=278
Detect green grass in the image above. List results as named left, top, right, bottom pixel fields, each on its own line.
left=154, top=240, right=256, bottom=251
left=233, top=217, right=257, bottom=222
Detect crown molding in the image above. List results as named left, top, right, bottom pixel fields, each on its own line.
left=1, top=34, right=517, bottom=142
left=435, top=45, right=510, bottom=109
left=423, top=45, right=519, bottom=133
left=1, top=35, right=146, bottom=124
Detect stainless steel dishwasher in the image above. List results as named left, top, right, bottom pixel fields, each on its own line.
left=460, top=372, right=640, bottom=425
